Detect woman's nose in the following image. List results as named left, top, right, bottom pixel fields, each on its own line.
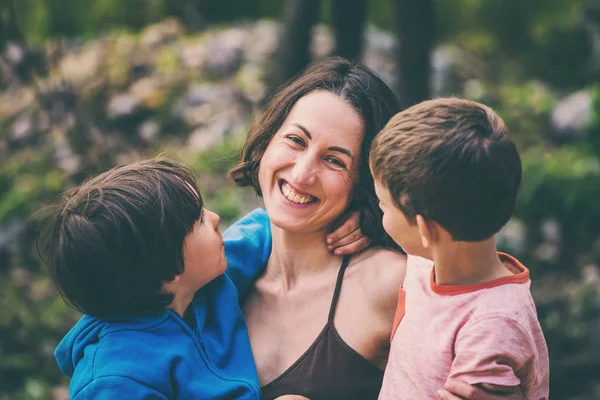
left=291, top=153, right=317, bottom=186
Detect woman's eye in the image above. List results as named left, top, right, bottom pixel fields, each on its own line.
left=286, top=136, right=305, bottom=146
left=325, top=157, right=346, bottom=168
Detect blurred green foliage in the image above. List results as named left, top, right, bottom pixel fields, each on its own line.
left=519, top=146, right=600, bottom=224
left=0, top=150, right=67, bottom=224
left=7, top=0, right=592, bottom=88
left=10, top=0, right=283, bottom=42
left=589, top=85, right=600, bottom=157
left=180, top=135, right=249, bottom=225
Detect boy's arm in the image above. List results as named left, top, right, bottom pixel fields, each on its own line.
left=74, top=376, right=168, bottom=400
left=448, top=316, right=535, bottom=393
left=223, top=208, right=272, bottom=298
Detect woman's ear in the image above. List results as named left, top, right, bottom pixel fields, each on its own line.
left=416, top=215, right=436, bottom=248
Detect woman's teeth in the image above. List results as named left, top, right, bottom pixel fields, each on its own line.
left=282, top=182, right=314, bottom=204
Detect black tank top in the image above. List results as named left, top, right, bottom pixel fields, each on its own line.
left=261, top=256, right=385, bottom=400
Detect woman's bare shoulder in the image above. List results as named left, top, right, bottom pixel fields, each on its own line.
left=349, top=247, right=407, bottom=309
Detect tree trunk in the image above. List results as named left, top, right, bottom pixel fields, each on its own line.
left=267, top=0, right=320, bottom=96
left=0, top=0, right=22, bottom=51
left=393, top=0, right=435, bottom=110
left=331, top=0, right=367, bottom=61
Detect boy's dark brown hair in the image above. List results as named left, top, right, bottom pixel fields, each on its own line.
left=230, top=56, right=400, bottom=245
left=370, top=97, right=522, bottom=241
left=37, top=158, right=203, bottom=319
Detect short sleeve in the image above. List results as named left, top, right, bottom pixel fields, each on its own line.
left=449, top=315, right=536, bottom=387
left=74, top=376, right=168, bottom=400
left=223, top=208, right=272, bottom=298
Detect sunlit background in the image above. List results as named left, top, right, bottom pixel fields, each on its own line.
left=1, top=0, right=599, bottom=398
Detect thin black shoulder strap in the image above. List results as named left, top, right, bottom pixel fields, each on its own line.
left=328, top=256, right=351, bottom=322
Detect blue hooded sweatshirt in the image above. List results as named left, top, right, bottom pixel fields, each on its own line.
left=55, top=209, right=271, bottom=400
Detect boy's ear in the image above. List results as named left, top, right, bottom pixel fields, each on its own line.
left=164, top=274, right=181, bottom=287
left=161, top=274, right=181, bottom=294
left=416, top=215, right=436, bottom=248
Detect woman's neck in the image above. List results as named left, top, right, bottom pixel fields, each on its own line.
left=265, top=223, right=342, bottom=291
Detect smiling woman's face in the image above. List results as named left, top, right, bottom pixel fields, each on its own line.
left=257, top=90, right=365, bottom=234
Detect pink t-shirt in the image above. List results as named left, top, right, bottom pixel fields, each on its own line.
left=379, top=253, right=549, bottom=400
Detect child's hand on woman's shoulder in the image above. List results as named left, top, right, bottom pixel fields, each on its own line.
left=274, top=396, right=310, bottom=400
left=326, top=211, right=370, bottom=255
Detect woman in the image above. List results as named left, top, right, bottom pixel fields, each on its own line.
left=230, top=57, right=405, bottom=399
left=230, top=57, right=518, bottom=400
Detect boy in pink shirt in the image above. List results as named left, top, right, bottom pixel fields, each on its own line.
left=369, top=98, right=550, bottom=399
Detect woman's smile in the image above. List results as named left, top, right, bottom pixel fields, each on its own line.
left=279, top=180, right=318, bottom=206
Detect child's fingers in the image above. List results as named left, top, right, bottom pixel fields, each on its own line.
left=436, top=388, right=464, bottom=400
left=326, top=212, right=360, bottom=244
left=328, top=228, right=363, bottom=249
left=479, top=383, right=522, bottom=395
left=331, top=237, right=371, bottom=256
left=442, top=380, right=482, bottom=399
left=443, top=380, right=522, bottom=400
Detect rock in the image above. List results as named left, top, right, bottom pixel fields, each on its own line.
left=186, top=99, right=249, bottom=150
left=182, top=104, right=215, bottom=127
left=53, top=142, right=82, bottom=176
left=140, top=18, right=183, bottom=47
left=108, top=94, right=141, bottom=118
left=0, top=88, right=35, bottom=117
left=130, top=77, right=164, bottom=109
left=235, top=64, right=266, bottom=104
left=11, top=114, right=33, bottom=141
left=185, top=83, right=237, bottom=107
left=202, top=30, right=246, bottom=79
left=105, top=34, right=138, bottom=86
left=180, top=39, right=208, bottom=69
left=246, top=20, right=279, bottom=63
left=187, top=121, right=233, bottom=151
left=59, top=154, right=82, bottom=177
left=59, top=42, right=105, bottom=87
left=138, top=120, right=160, bottom=142
left=5, top=43, right=24, bottom=64
left=551, top=90, right=594, bottom=140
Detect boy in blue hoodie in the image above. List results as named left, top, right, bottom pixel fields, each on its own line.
left=39, top=158, right=272, bottom=399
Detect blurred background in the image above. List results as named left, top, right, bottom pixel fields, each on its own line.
left=0, top=0, right=599, bottom=398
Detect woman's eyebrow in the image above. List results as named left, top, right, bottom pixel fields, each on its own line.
left=293, top=123, right=354, bottom=158
left=294, top=123, right=312, bottom=139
